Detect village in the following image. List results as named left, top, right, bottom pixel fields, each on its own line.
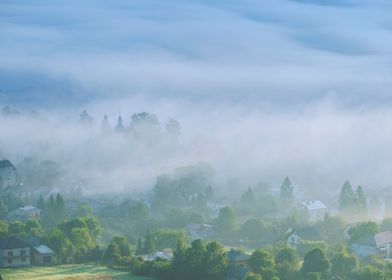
left=1, top=153, right=392, bottom=279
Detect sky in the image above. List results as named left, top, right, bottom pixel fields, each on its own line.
left=1, top=0, right=392, bottom=193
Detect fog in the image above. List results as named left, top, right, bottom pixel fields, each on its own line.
left=1, top=0, right=392, bottom=194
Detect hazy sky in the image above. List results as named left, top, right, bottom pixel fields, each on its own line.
left=1, top=0, right=392, bottom=107
left=1, top=0, right=392, bottom=193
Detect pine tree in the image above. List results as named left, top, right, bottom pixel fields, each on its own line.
left=116, top=115, right=125, bottom=132
left=101, top=114, right=110, bottom=132
left=37, top=195, right=45, bottom=211
left=136, top=238, right=144, bottom=255
left=339, top=181, right=355, bottom=214
left=280, top=177, right=293, bottom=201
left=143, top=231, right=155, bottom=254
left=355, top=186, right=367, bottom=217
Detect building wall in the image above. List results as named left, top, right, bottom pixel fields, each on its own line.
left=0, top=247, right=30, bottom=268
left=350, top=244, right=377, bottom=258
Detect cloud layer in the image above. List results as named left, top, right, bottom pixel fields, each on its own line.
left=1, top=0, right=392, bottom=194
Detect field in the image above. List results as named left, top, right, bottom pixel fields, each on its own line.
left=0, top=264, right=152, bottom=280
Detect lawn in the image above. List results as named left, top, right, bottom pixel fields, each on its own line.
left=0, top=264, right=152, bottom=280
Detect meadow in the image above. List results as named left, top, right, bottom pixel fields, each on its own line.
left=0, top=265, right=152, bottom=280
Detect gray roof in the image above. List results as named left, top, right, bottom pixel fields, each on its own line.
left=375, top=231, right=392, bottom=246
left=0, top=236, right=29, bottom=249
left=33, top=245, right=54, bottom=254
left=0, top=159, right=16, bottom=169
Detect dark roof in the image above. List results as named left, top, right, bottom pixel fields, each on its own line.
left=0, top=236, right=29, bottom=249
left=0, top=159, right=16, bottom=170
left=351, top=235, right=376, bottom=246
left=291, top=227, right=322, bottom=241
left=228, top=249, right=250, bottom=262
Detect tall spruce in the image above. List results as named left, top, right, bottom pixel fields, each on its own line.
left=339, top=181, right=355, bottom=214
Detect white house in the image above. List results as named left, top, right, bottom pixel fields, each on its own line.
left=6, top=205, right=42, bottom=222
left=301, top=200, right=327, bottom=222
left=0, top=159, right=17, bottom=189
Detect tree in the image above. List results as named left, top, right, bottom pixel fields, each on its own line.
left=241, top=219, right=267, bottom=241
left=331, top=244, right=359, bottom=279
left=355, top=186, right=367, bottom=217
left=37, top=195, right=45, bottom=211
left=202, top=241, right=228, bottom=280
left=136, top=238, right=144, bottom=255
left=116, top=115, right=125, bottom=132
left=275, top=246, right=298, bottom=265
left=279, top=177, right=293, bottom=201
left=301, top=248, right=329, bottom=275
left=348, top=221, right=378, bottom=242
left=275, top=246, right=299, bottom=280
left=101, top=114, right=110, bottom=132
left=213, top=207, right=239, bottom=235
left=339, top=181, right=355, bottom=215
left=380, top=218, right=392, bottom=232
left=144, top=231, right=155, bottom=254
left=79, top=110, right=93, bottom=124
left=248, top=249, right=275, bottom=279
left=355, top=265, right=384, bottom=280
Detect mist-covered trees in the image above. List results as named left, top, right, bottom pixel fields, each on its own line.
left=171, top=239, right=228, bottom=280
left=348, top=221, right=378, bottom=242
left=213, top=206, right=239, bottom=236
left=339, top=181, right=367, bottom=219
left=301, top=248, right=329, bottom=278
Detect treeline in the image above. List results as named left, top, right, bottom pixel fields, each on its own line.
left=101, top=236, right=392, bottom=280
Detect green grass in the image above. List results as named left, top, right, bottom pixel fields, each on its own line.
left=0, top=264, right=152, bottom=280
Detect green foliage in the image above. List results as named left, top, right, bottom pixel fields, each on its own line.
left=314, top=214, right=345, bottom=245
left=339, top=182, right=367, bottom=219
left=241, top=219, right=268, bottom=241
left=275, top=246, right=298, bottom=265
left=379, top=217, right=392, bottom=232
left=171, top=239, right=228, bottom=280
left=296, top=240, right=328, bottom=258
left=243, top=272, right=263, bottom=280
left=330, top=244, right=359, bottom=279
left=213, top=206, right=239, bottom=235
left=279, top=177, right=293, bottom=201
left=103, top=235, right=131, bottom=264
left=164, top=208, right=204, bottom=229
left=248, top=249, right=275, bottom=278
left=355, top=265, right=384, bottom=280
left=348, top=221, right=378, bottom=242
left=301, top=248, right=329, bottom=275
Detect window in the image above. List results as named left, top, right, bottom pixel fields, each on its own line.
left=7, top=251, right=13, bottom=257
left=21, top=249, right=26, bottom=255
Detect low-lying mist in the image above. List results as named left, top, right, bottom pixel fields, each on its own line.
left=1, top=97, right=392, bottom=195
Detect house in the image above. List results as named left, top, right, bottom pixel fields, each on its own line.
left=0, top=159, right=17, bottom=189
left=286, top=227, right=322, bottom=248
left=300, top=200, right=327, bottom=223
left=23, top=237, right=55, bottom=265
left=0, top=236, right=30, bottom=268
left=185, top=223, right=215, bottom=240
left=351, top=230, right=392, bottom=259
left=6, top=205, right=42, bottom=222
left=140, top=249, right=173, bottom=261
left=227, top=249, right=251, bottom=280
left=228, top=249, right=250, bottom=268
